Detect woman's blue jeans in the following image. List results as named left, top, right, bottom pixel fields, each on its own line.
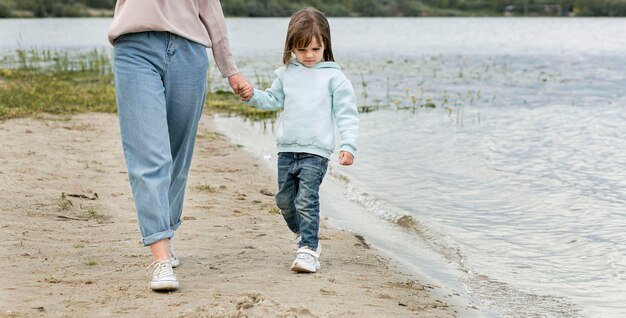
left=276, top=152, right=329, bottom=250
left=113, top=32, right=208, bottom=246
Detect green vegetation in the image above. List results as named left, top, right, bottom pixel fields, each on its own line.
left=0, top=0, right=625, bottom=17
left=84, top=260, right=97, bottom=266
left=268, top=206, right=281, bottom=215
left=84, top=206, right=101, bottom=219
left=0, top=48, right=275, bottom=121
left=204, top=89, right=279, bottom=121
left=57, top=192, right=74, bottom=212
left=0, top=0, right=114, bottom=17
left=194, top=184, right=218, bottom=193
left=0, top=49, right=116, bottom=119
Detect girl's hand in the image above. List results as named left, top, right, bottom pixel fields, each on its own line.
left=238, top=82, right=253, bottom=101
left=338, top=151, right=354, bottom=166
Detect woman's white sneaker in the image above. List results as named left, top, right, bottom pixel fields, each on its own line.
left=168, top=239, right=180, bottom=268
left=146, top=259, right=179, bottom=291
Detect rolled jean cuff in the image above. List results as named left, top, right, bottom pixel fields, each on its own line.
left=142, top=230, right=175, bottom=246
left=171, top=219, right=182, bottom=232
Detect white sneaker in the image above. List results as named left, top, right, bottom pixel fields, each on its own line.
left=146, top=259, right=179, bottom=291
left=291, top=246, right=321, bottom=273
left=168, top=239, right=180, bottom=268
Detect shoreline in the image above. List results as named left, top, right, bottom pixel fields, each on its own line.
left=1, top=113, right=459, bottom=317
left=212, top=114, right=487, bottom=317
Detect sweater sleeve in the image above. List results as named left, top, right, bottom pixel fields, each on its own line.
left=332, top=78, right=359, bottom=155
left=245, top=69, right=285, bottom=111
left=198, top=0, right=238, bottom=78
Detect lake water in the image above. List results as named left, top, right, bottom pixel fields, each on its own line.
left=2, top=17, right=626, bottom=318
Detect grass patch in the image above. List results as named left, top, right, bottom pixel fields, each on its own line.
left=84, top=260, right=97, bottom=267
left=57, top=192, right=74, bottom=212
left=0, top=49, right=116, bottom=120
left=194, top=184, right=218, bottom=193
left=0, top=48, right=278, bottom=121
left=268, top=207, right=280, bottom=215
left=205, top=90, right=278, bottom=120
left=0, top=66, right=117, bottom=119
left=57, top=192, right=107, bottom=220
left=83, top=206, right=101, bottom=219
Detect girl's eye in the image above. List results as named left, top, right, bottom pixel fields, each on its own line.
left=312, top=48, right=321, bottom=51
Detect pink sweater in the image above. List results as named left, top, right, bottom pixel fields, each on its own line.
left=108, top=0, right=238, bottom=77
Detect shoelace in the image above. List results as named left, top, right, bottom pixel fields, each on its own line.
left=146, top=260, right=175, bottom=280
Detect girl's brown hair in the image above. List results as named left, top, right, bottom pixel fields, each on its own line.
left=283, top=7, right=334, bottom=65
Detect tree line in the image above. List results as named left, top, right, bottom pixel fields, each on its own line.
left=1, top=0, right=625, bottom=18
left=0, top=0, right=114, bottom=17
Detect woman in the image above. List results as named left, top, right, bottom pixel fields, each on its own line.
left=108, top=0, right=248, bottom=291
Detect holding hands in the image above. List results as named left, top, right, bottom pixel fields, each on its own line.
left=227, top=73, right=253, bottom=101
left=238, top=82, right=253, bottom=101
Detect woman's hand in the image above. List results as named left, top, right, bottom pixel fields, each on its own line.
left=228, top=73, right=248, bottom=94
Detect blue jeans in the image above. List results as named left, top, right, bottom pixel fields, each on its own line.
left=113, top=32, right=208, bottom=246
left=276, top=152, right=329, bottom=250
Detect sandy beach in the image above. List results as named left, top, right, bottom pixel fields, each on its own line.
left=0, top=113, right=458, bottom=317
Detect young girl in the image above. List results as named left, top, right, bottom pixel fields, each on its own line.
left=238, top=7, right=359, bottom=273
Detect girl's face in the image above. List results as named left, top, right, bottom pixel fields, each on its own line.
left=293, top=37, right=324, bottom=67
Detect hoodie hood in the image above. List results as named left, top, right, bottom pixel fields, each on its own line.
left=288, top=58, right=341, bottom=70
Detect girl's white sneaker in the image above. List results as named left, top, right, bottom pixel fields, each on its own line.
left=291, top=246, right=321, bottom=273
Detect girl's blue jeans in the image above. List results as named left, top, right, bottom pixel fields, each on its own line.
left=276, top=152, right=329, bottom=250
left=113, top=32, right=208, bottom=246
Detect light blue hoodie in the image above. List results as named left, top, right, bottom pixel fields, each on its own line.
left=245, top=59, right=359, bottom=159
